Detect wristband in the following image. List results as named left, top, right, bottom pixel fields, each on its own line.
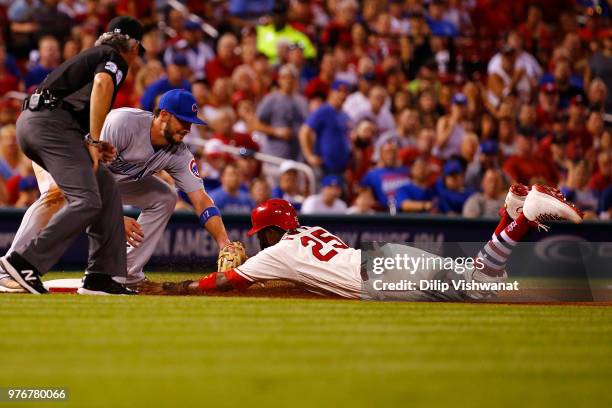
left=84, top=134, right=102, bottom=147
left=199, top=206, right=221, bottom=227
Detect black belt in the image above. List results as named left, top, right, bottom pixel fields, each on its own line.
left=22, top=90, right=73, bottom=112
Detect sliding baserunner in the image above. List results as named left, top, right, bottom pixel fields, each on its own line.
left=151, top=184, right=583, bottom=300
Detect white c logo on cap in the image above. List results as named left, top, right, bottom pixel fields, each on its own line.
left=192, top=104, right=198, bottom=113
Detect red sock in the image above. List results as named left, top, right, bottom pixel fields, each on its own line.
left=502, top=213, right=531, bottom=243
left=494, top=209, right=512, bottom=235
left=476, top=214, right=531, bottom=277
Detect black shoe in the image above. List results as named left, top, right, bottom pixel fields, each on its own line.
left=0, top=254, right=47, bottom=294
left=77, top=273, right=136, bottom=295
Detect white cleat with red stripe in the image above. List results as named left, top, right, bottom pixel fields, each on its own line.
left=522, top=185, right=583, bottom=227
left=504, top=183, right=529, bottom=220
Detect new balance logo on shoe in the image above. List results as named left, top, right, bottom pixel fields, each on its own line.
left=22, top=270, right=36, bottom=282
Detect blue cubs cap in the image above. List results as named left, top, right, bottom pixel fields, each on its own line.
left=443, top=160, right=464, bottom=176
left=184, top=20, right=201, bottom=31
left=480, top=139, right=498, bottom=155
left=172, top=54, right=188, bottom=66
left=331, top=80, right=351, bottom=92
left=452, top=92, right=468, bottom=105
left=321, top=174, right=344, bottom=188
left=158, top=89, right=207, bottom=126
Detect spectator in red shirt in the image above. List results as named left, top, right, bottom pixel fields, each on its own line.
left=566, top=95, right=592, bottom=155
left=589, top=150, right=611, bottom=193
left=347, top=118, right=377, bottom=197
left=211, top=108, right=259, bottom=152
left=535, top=83, right=559, bottom=134
left=321, top=0, right=358, bottom=48
left=503, top=133, right=558, bottom=186
left=586, top=111, right=605, bottom=150
left=205, top=33, right=241, bottom=86
left=517, top=4, right=553, bottom=61
left=399, top=128, right=442, bottom=186
left=304, top=52, right=336, bottom=101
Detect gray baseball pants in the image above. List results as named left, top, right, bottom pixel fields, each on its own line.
left=5, top=174, right=176, bottom=284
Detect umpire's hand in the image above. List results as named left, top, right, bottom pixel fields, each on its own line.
left=87, top=143, right=101, bottom=172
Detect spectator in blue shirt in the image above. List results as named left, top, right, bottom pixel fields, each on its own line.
left=396, top=156, right=436, bottom=213
left=25, top=35, right=61, bottom=89
left=209, top=163, right=255, bottom=213
left=299, top=80, right=352, bottom=175
left=426, top=0, right=459, bottom=37
left=360, top=142, right=411, bottom=209
left=436, top=159, right=475, bottom=214
left=598, top=185, right=612, bottom=220
left=141, top=55, right=192, bottom=111
left=1, top=44, right=22, bottom=80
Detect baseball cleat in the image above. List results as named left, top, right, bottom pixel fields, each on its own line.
left=0, top=255, right=47, bottom=294
left=522, top=185, right=583, bottom=226
left=77, top=273, right=137, bottom=295
left=503, top=183, right=529, bottom=220
left=0, top=275, right=27, bottom=293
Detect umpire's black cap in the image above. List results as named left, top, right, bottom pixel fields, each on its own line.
left=107, top=16, right=146, bottom=55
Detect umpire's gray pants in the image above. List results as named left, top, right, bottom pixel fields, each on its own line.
left=14, top=108, right=126, bottom=277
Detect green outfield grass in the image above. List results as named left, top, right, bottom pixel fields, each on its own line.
left=0, top=272, right=611, bottom=408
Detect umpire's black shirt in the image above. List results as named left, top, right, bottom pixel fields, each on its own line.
left=38, top=44, right=128, bottom=132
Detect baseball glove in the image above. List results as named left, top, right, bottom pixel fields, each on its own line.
left=217, top=241, right=248, bottom=272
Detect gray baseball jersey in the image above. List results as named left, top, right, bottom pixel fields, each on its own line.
left=102, top=108, right=203, bottom=194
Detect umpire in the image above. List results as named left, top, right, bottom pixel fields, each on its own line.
left=0, top=17, right=144, bottom=295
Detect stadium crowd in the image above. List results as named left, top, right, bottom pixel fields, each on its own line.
left=0, top=0, right=611, bottom=219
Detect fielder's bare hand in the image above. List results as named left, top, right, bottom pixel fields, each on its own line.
left=99, top=141, right=117, bottom=163
left=124, top=216, right=144, bottom=247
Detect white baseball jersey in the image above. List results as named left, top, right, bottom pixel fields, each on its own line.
left=33, top=107, right=204, bottom=195
left=234, top=226, right=363, bottom=299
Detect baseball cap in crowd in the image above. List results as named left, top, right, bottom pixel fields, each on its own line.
left=288, top=42, right=305, bottom=51
left=361, top=72, right=376, bottom=82
left=480, top=139, right=499, bottom=155
left=279, top=160, right=300, bottom=174
left=452, top=92, right=468, bottom=105
left=184, top=20, right=201, bottom=31
left=172, top=54, right=188, bottom=67
left=158, top=89, right=207, bottom=126
left=107, top=16, right=146, bottom=54
left=540, top=82, right=557, bottom=94
left=321, top=175, right=344, bottom=188
left=443, top=160, right=464, bottom=177
left=331, top=80, right=351, bottom=92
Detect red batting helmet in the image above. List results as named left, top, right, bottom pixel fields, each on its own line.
left=247, top=199, right=300, bottom=236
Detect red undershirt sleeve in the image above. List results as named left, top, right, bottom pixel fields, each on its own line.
left=198, top=269, right=253, bottom=292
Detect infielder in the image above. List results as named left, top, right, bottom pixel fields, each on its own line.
left=0, top=89, right=236, bottom=293
left=154, top=184, right=583, bottom=300
left=0, top=17, right=146, bottom=295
